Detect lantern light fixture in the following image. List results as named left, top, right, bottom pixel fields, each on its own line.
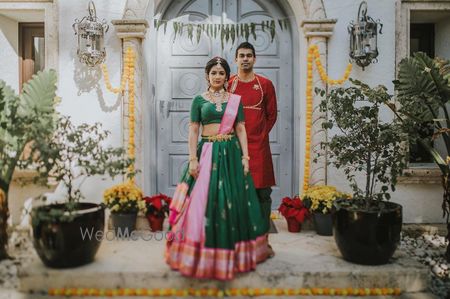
left=348, top=1, right=383, bottom=70
left=72, top=1, right=109, bottom=67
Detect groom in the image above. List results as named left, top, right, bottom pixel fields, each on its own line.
left=228, top=42, right=278, bottom=256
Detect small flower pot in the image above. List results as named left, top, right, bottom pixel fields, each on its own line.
left=285, top=217, right=301, bottom=232
left=313, top=212, right=333, bottom=236
left=110, top=212, right=137, bottom=237
left=147, top=214, right=165, bottom=232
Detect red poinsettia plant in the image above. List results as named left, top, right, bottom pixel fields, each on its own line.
left=144, top=194, right=172, bottom=218
left=278, top=195, right=310, bottom=223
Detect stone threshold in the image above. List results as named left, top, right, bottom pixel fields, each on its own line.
left=17, top=219, right=430, bottom=296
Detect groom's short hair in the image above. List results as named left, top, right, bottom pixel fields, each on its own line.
left=235, top=42, right=256, bottom=58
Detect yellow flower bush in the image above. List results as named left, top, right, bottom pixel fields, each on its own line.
left=103, top=182, right=145, bottom=214
left=302, top=185, right=351, bottom=214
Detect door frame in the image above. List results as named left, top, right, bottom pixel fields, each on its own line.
left=19, top=22, right=44, bottom=88
left=143, top=0, right=301, bottom=197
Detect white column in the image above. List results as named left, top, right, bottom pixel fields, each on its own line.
left=112, top=19, right=148, bottom=188
left=301, top=19, right=336, bottom=187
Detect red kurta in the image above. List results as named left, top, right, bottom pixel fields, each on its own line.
left=228, top=74, right=277, bottom=188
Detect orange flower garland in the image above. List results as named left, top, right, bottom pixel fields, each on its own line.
left=47, top=287, right=402, bottom=297
left=126, top=48, right=136, bottom=182
left=302, top=44, right=352, bottom=194
left=101, top=49, right=132, bottom=94
left=101, top=47, right=136, bottom=182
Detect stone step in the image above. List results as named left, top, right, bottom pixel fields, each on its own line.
left=19, top=220, right=429, bottom=295
left=0, top=289, right=440, bottom=299
left=0, top=290, right=440, bottom=299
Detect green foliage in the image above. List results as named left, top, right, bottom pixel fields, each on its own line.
left=0, top=70, right=58, bottom=259
left=0, top=70, right=58, bottom=194
left=391, top=52, right=450, bottom=235
left=20, top=116, right=135, bottom=224
left=318, top=79, right=408, bottom=209
left=393, top=52, right=450, bottom=175
left=20, top=116, right=134, bottom=203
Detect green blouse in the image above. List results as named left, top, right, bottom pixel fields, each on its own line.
left=190, top=95, right=245, bottom=125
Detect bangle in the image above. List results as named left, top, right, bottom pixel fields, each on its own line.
left=189, top=156, right=198, bottom=162
left=242, top=156, right=250, bottom=161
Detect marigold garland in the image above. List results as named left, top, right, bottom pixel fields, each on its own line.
left=47, top=287, right=402, bottom=297
left=302, top=44, right=352, bottom=194
left=101, top=47, right=136, bottom=182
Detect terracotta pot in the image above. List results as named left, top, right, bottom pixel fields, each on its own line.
left=147, top=214, right=164, bottom=232
left=285, top=217, right=301, bottom=233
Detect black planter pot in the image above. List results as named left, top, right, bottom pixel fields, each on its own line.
left=31, top=202, right=104, bottom=268
left=313, top=212, right=333, bottom=236
left=333, top=201, right=402, bottom=265
left=110, top=212, right=137, bottom=236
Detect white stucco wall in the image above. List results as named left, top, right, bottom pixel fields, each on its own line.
left=324, top=0, right=444, bottom=223
left=0, top=14, right=19, bottom=92
left=56, top=0, right=127, bottom=204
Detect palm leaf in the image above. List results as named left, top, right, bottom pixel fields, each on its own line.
left=396, top=52, right=450, bottom=105
left=18, top=70, right=57, bottom=117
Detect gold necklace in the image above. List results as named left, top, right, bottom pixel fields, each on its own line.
left=207, top=89, right=227, bottom=112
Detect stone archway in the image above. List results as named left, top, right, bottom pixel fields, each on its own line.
left=122, top=0, right=327, bottom=21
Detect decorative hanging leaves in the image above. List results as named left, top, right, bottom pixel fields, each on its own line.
left=270, top=20, right=276, bottom=42
left=154, top=18, right=290, bottom=45
left=187, top=23, right=194, bottom=41
left=196, top=24, right=202, bottom=44
left=250, top=23, right=256, bottom=40
left=230, top=24, right=236, bottom=45
left=244, top=23, right=250, bottom=41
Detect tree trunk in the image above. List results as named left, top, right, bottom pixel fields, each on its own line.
left=0, top=188, right=10, bottom=260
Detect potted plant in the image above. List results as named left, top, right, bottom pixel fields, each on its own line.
left=278, top=196, right=310, bottom=232
left=318, top=79, right=408, bottom=265
left=103, top=181, right=145, bottom=235
left=144, top=194, right=171, bottom=232
left=25, top=116, right=133, bottom=268
left=302, top=185, right=350, bottom=236
left=0, top=70, right=58, bottom=260
left=392, top=52, right=450, bottom=262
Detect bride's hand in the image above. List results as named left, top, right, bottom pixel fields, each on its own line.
left=242, top=158, right=249, bottom=176
left=188, top=160, right=199, bottom=179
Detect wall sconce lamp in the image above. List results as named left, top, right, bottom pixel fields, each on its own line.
left=72, top=1, right=109, bottom=67
left=348, top=1, right=383, bottom=70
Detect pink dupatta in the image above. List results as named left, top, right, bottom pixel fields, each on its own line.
left=168, top=94, right=241, bottom=241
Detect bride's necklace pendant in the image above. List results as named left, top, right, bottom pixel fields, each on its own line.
left=215, top=102, right=223, bottom=112
left=208, top=89, right=225, bottom=112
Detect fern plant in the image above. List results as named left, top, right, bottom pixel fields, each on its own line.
left=0, top=70, right=58, bottom=260
left=391, top=52, right=450, bottom=262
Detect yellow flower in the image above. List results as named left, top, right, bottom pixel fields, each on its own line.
left=303, top=185, right=351, bottom=213
left=103, top=182, right=143, bottom=212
